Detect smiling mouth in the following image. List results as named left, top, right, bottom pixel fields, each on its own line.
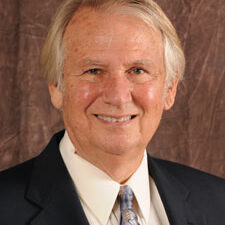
left=94, top=114, right=137, bottom=123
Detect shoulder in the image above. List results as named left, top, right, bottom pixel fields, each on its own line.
left=0, top=130, right=65, bottom=224
left=0, top=158, right=34, bottom=189
left=0, top=130, right=64, bottom=193
left=0, top=159, right=38, bottom=224
left=0, top=159, right=35, bottom=207
left=151, top=157, right=225, bottom=186
left=151, top=156, right=225, bottom=203
left=149, top=156, right=225, bottom=222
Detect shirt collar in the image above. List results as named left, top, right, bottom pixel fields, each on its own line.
left=60, top=131, right=150, bottom=225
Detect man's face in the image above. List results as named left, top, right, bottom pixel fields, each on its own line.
left=49, top=8, right=177, bottom=159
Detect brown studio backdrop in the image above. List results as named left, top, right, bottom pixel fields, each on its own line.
left=0, top=0, right=225, bottom=177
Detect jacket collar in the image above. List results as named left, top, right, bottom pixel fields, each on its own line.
left=26, top=130, right=90, bottom=225
left=148, top=156, right=206, bottom=225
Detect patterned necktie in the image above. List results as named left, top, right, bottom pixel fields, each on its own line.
left=119, top=185, right=140, bottom=225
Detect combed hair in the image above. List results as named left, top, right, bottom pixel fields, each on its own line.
left=40, top=0, right=185, bottom=90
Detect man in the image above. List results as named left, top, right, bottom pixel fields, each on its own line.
left=1, top=0, right=225, bottom=225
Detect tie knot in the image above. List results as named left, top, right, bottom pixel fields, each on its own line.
left=119, top=186, right=139, bottom=225
left=120, top=185, right=134, bottom=210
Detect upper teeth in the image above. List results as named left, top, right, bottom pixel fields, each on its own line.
left=96, top=115, right=132, bottom=122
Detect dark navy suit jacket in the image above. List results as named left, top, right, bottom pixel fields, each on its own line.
left=1, top=130, right=225, bottom=225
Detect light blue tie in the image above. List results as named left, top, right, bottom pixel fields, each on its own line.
left=119, top=185, right=140, bottom=225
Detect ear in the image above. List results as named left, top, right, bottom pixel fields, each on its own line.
left=164, top=78, right=179, bottom=110
left=48, top=84, right=63, bottom=110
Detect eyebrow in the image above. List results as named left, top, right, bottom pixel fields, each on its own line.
left=129, top=59, right=154, bottom=66
left=81, top=59, right=104, bottom=66
left=81, top=59, right=154, bottom=67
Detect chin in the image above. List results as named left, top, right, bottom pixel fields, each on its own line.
left=99, top=139, right=142, bottom=156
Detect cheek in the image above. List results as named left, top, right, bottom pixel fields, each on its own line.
left=63, top=81, right=98, bottom=112
left=134, top=82, right=164, bottom=111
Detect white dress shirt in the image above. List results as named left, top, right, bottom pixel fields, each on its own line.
left=59, top=131, right=170, bottom=225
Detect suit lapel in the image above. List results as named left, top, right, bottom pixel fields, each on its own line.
left=26, top=131, right=90, bottom=225
left=148, top=155, right=207, bottom=225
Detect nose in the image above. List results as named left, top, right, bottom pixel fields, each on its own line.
left=101, top=75, right=133, bottom=107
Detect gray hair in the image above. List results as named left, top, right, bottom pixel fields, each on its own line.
left=40, top=0, right=185, bottom=90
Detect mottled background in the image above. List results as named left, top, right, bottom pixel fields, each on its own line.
left=0, top=0, right=225, bottom=177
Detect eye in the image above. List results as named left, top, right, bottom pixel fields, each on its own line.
left=86, top=68, right=101, bottom=75
left=130, top=67, right=145, bottom=75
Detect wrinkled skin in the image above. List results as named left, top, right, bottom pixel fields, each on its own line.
left=49, top=7, right=178, bottom=182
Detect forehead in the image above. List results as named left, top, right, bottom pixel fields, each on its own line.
left=64, top=7, right=163, bottom=51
